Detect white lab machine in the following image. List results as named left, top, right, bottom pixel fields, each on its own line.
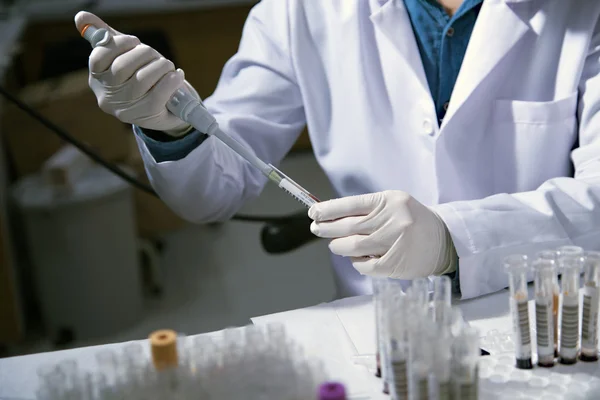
left=12, top=162, right=143, bottom=342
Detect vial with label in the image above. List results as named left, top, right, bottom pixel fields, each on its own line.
left=533, top=257, right=557, bottom=367
left=504, top=254, right=533, bottom=369
left=581, top=251, right=600, bottom=362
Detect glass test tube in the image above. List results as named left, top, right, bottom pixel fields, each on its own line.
left=581, top=251, right=600, bottom=362
left=382, top=280, right=406, bottom=396
left=533, top=257, right=557, bottom=367
left=407, top=278, right=430, bottom=310
left=558, top=250, right=584, bottom=364
left=432, top=276, right=452, bottom=324
left=451, top=326, right=480, bottom=400
left=388, top=295, right=409, bottom=400
left=408, top=319, right=434, bottom=400
left=433, top=331, right=452, bottom=400
left=373, top=278, right=385, bottom=378
left=536, top=250, right=561, bottom=357
left=504, top=254, right=533, bottom=369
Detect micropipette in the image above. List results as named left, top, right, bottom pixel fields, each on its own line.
left=79, top=24, right=321, bottom=208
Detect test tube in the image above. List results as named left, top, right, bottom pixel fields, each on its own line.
left=558, top=250, right=584, bottom=364
left=406, top=278, right=430, bottom=311
left=432, top=275, right=452, bottom=324
left=433, top=331, right=452, bottom=400
left=536, top=250, right=561, bottom=357
left=504, top=254, right=533, bottom=369
left=532, top=257, right=557, bottom=367
left=373, top=278, right=385, bottom=378
left=380, top=280, right=405, bottom=395
left=388, top=295, right=410, bottom=400
left=581, top=251, right=600, bottom=362
left=408, top=319, right=434, bottom=400
left=451, top=326, right=480, bottom=400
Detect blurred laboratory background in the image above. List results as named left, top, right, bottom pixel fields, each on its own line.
left=0, top=0, right=336, bottom=358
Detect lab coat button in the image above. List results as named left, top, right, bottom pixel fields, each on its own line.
left=422, top=119, right=434, bottom=135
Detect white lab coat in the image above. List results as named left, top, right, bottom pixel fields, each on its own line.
left=136, top=0, right=600, bottom=299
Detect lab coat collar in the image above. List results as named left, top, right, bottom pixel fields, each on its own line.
left=370, top=0, right=543, bottom=130
left=370, top=0, right=432, bottom=111
left=441, top=0, right=539, bottom=128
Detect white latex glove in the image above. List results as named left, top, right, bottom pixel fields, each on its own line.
left=308, top=191, right=457, bottom=279
left=74, top=11, right=197, bottom=136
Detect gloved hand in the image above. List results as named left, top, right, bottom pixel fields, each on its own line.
left=74, top=11, right=198, bottom=137
left=308, top=190, right=457, bottom=279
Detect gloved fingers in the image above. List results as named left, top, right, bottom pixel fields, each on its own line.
left=145, top=68, right=186, bottom=110
left=115, top=70, right=185, bottom=127
left=328, top=235, right=387, bottom=258
left=89, top=35, right=140, bottom=76
left=350, top=257, right=390, bottom=277
left=109, top=44, right=162, bottom=87
left=75, top=11, right=122, bottom=36
left=308, top=192, right=382, bottom=222
left=310, top=215, right=377, bottom=238
left=131, top=57, right=177, bottom=100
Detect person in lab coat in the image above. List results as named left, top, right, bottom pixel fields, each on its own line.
left=75, top=0, right=600, bottom=300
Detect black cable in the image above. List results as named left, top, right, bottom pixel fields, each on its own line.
left=0, top=84, right=295, bottom=224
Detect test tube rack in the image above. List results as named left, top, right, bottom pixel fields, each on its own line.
left=478, top=330, right=600, bottom=399
left=375, top=276, right=479, bottom=400
left=35, top=323, right=330, bottom=400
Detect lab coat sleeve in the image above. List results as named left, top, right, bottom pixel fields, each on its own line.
left=432, top=25, right=600, bottom=300
left=135, top=127, right=209, bottom=163
left=135, top=0, right=306, bottom=223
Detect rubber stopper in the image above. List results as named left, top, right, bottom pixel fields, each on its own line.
left=149, top=329, right=178, bottom=370
left=318, top=382, right=347, bottom=400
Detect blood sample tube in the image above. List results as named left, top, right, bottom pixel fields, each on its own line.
left=532, top=257, right=557, bottom=367
left=536, top=250, right=560, bottom=357
left=504, top=254, right=533, bottom=369
left=558, top=250, right=584, bottom=364
left=373, top=278, right=386, bottom=378
left=581, top=251, right=600, bottom=362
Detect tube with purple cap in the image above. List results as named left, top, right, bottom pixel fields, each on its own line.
left=318, top=382, right=347, bottom=400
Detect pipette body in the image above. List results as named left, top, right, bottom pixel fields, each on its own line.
left=80, top=24, right=320, bottom=208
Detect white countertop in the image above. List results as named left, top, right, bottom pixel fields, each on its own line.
left=3, top=286, right=600, bottom=399
left=0, top=288, right=517, bottom=400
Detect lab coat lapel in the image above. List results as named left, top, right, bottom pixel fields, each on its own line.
left=370, top=0, right=432, bottom=108
left=441, top=0, right=534, bottom=127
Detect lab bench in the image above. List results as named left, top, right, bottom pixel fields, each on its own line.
left=2, top=288, right=599, bottom=399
